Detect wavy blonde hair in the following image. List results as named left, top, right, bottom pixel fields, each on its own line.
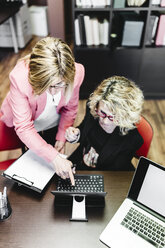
left=88, top=76, right=144, bottom=135
left=21, top=37, right=75, bottom=101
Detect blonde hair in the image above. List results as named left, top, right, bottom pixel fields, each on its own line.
left=22, top=37, right=75, bottom=101
left=88, top=76, right=144, bottom=135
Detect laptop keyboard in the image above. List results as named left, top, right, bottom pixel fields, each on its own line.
left=56, top=174, right=105, bottom=195
left=121, top=207, right=165, bottom=248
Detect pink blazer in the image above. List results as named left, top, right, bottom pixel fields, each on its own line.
left=0, top=60, right=85, bottom=163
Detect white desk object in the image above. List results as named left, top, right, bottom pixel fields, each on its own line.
left=2, top=150, right=55, bottom=193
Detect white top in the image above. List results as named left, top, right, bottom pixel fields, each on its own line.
left=34, top=91, right=61, bottom=132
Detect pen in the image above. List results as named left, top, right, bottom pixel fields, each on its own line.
left=3, top=187, right=7, bottom=206
left=0, top=192, right=4, bottom=219
left=2, top=187, right=8, bottom=218
left=71, top=164, right=76, bottom=180
left=0, top=192, right=3, bottom=208
left=71, top=164, right=76, bottom=169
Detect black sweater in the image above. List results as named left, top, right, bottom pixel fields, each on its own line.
left=69, top=105, right=143, bottom=171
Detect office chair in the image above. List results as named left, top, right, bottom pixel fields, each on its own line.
left=135, top=116, right=153, bottom=158
left=0, top=119, right=23, bottom=170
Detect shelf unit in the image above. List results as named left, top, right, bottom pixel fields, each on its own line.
left=72, top=0, right=165, bottom=99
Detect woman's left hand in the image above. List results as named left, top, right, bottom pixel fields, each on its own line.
left=55, top=140, right=65, bottom=154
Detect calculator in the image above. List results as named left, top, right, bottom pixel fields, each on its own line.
left=51, top=174, right=106, bottom=197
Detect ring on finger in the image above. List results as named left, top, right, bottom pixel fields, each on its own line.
left=59, top=172, right=66, bottom=178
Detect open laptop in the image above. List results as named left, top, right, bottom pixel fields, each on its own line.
left=100, top=157, right=165, bottom=248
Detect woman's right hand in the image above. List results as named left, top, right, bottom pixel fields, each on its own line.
left=83, top=147, right=99, bottom=168
left=53, top=154, right=75, bottom=185
left=65, top=127, right=80, bottom=143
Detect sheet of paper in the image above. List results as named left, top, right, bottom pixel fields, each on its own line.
left=3, top=150, right=55, bottom=191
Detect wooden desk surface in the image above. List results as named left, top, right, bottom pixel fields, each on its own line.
left=0, top=171, right=134, bottom=248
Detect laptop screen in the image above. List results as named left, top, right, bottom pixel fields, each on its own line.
left=128, top=157, right=165, bottom=218
left=137, top=164, right=165, bottom=217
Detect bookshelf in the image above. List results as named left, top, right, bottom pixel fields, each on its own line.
left=72, top=0, right=165, bottom=99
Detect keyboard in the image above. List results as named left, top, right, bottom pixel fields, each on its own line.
left=51, top=174, right=106, bottom=197
left=121, top=207, right=165, bottom=248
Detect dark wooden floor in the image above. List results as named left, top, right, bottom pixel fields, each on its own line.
left=0, top=36, right=165, bottom=167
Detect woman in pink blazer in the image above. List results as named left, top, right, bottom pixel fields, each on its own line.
left=0, top=37, right=84, bottom=185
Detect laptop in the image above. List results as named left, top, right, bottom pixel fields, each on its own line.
left=100, top=157, right=165, bottom=248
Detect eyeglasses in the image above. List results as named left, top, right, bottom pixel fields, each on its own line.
left=95, top=109, right=114, bottom=121
left=49, top=82, right=68, bottom=89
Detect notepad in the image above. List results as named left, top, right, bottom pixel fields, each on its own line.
left=2, top=150, right=56, bottom=193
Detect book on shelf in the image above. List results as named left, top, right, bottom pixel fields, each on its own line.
left=99, top=19, right=109, bottom=45
left=113, top=12, right=144, bottom=47
left=145, top=15, right=159, bottom=46
left=74, top=14, right=109, bottom=47
left=114, top=0, right=125, bottom=8
left=83, top=0, right=92, bottom=7
left=151, top=16, right=159, bottom=42
left=106, top=0, right=111, bottom=6
left=122, top=21, right=144, bottom=46
left=76, top=0, right=82, bottom=7
left=91, top=17, right=100, bottom=45
left=155, top=15, right=165, bottom=46
left=74, top=19, right=81, bottom=46
left=161, top=0, right=165, bottom=6
left=152, top=0, right=161, bottom=5
left=76, top=0, right=92, bottom=7
left=76, top=0, right=110, bottom=7
left=78, top=14, right=87, bottom=45
left=84, top=15, right=94, bottom=45
left=85, top=16, right=109, bottom=46
left=91, top=0, right=107, bottom=7
left=127, top=0, right=146, bottom=6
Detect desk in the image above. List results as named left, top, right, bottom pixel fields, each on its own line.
left=0, top=2, right=22, bottom=53
left=0, top=171, right=134, bottom=248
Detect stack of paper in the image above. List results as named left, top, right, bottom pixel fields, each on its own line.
left=2, top=150, right=55, bottom=193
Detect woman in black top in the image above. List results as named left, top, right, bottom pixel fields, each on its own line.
left=65, top=76, right=144, bottom=171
